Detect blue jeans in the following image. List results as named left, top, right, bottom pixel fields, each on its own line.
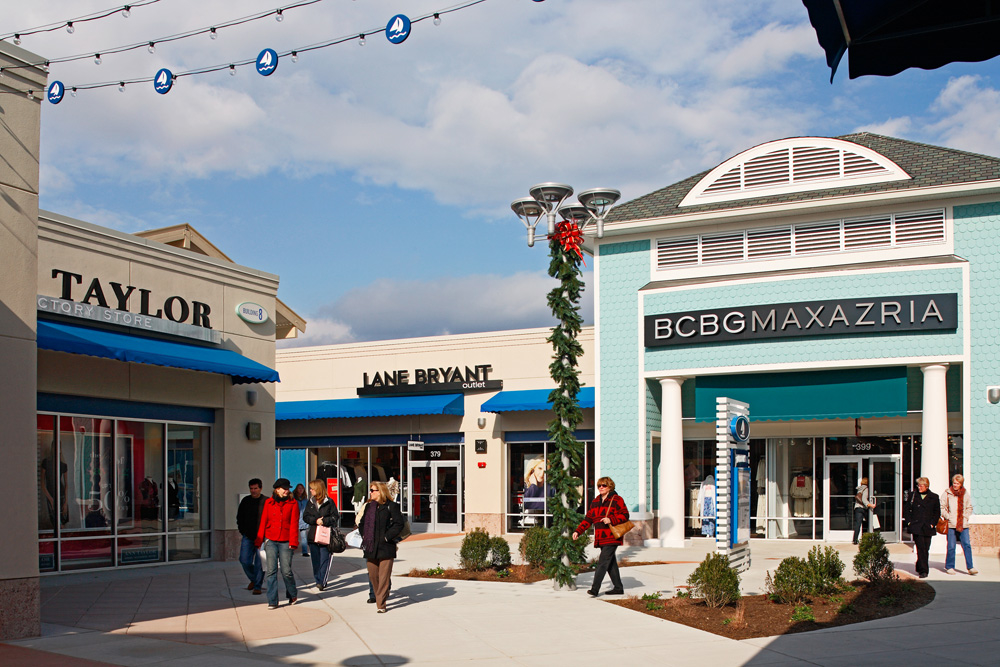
left=309, top=543, right=331, bottom=587
left=946, top=528, right=974, bottom=570
left=299, top=528, right=310, bottom=556
left=239, top=536, right=263, bottom=589
left=263, top=540, right=297, bottom=606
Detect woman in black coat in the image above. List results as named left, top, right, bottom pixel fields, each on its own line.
left=302, top=479, right=340, bottom=591
left=357, top=480, right=404, bottom=612
left=903, top=476, right=940, bottom=578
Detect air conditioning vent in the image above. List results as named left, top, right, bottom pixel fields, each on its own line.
left=794, top=222, right=841, bottom=255
left=656, top=236, right=699, bottom=269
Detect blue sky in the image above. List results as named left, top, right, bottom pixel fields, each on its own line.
left=10, top=0, right=1000, bottom=346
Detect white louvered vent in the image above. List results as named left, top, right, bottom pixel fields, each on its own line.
left=794, top=222, right=841, bottom=255
left=747, top=227, right=792, bottom=259
left=894, top=209, right=945, bottom=245
left=656, top=236, right=699, bottom=269
left=844, top=215, right=892, bottom=249
left=701, top=232, right=745, bottom=264
left=792, top=146, right=840, bottom=181
left=743, top=149, right=790, bottom=190
left=679, top=138, right=909, bottom=207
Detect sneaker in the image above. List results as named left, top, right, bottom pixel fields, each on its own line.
left=946, top=568, right=957, bottom=575
left=288, top=597, right=297, bottom=606
left=267, top=604, right=279, bottom=610
left=968, top=568, right=979, bottom=575
left=376, top=608, right=386, bottom=614
left=252, top=588, right=262, bottom=595
left=317, top=584, right=325, bottom=592
left=247, top=582, right=256, bottom=591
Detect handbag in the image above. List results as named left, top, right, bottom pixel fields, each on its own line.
left=314, top=524, right=332, bottom=545
left=936, top=517, right=949, bottom=535
left=395, top=518, right=412, bottom=543
left=610, top=520, right=635, bottom=539
left=327, top=527, right=347, bottom=554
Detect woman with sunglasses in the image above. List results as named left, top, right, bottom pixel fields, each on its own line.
left=357, top=480, right=404, bottom=612
left=572, top=476, right=629, bottom=596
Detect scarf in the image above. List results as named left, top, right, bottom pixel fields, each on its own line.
left=361, top=500, right=378, bottom=553
left=954, top=486, right=966, bottom=532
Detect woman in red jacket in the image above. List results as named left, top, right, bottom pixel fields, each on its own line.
left=255, top=478, right=300, bottom=609
left=572, top=476, right=629, bottom=596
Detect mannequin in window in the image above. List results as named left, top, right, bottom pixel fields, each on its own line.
left=697, top=475, right=716, bottom=537
left=755, top=456, right=766, bottom=535
left=789, top=469, right=813, bottom=517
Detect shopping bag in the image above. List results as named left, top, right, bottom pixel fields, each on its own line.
left=871, top=512, right=881, bottom=531
left=345, top=529, right=363, bottom=549
left=314, top=525, right=332, bottom=545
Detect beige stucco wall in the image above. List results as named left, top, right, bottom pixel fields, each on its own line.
left=37, top=213, right=283, bottom=542
left=276, top=327, right=595, bottom=526
left=0, top=41, right=46, bottom=640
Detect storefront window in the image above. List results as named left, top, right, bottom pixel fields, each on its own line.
left=59, top=416, right=114, bottom=537
left=506, top=441, right=593, bottom=533
left=311, top=446, right=409, bottom=529
left=116, top=420, right=164, bottom=535
left=167, top=425, right=210, bottom=532
left=683, top=440, right=715, bottom=538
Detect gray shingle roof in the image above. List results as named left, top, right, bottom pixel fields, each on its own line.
left=607, top=133, right=1000, bottom=224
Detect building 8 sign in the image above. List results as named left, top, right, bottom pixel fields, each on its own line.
left=645, top=293, right=957, bottom=348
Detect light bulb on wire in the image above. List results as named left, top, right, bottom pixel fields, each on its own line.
left=118, top=82, right=126, bottom=93
left=358, top=33, right=366, bottom=46
left=148, top=42, right=156, bottom=54
left=229, top=64, right=236, bottom=76
left=13, top=34, right=21, bottom=45
left=210, top=27, right=218, bottom=40
left=291, top=51, right=298, bottom=63
left=26, top=90, right=33, bottom=100
left=66, top=21, right=75, bottom=34
left=275, top=9, right=284, bottom=22
left=71, top=87, right=78, bottom=97
left=433, top=13, right=441, bottom=26
left=122, top=5, right=131, bottom=18
left=94, top=53, right=102, bottom=65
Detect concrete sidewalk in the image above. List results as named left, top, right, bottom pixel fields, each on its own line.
left=3, top=536, right=999, bottom=666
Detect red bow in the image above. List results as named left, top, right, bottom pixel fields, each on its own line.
left=552, top=221, right=585, bottom=265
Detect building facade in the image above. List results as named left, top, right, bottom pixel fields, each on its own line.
left=594, top=134, right=1000, bottom=550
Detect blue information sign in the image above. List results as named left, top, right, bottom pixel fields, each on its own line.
left=153, top=68, right=173, bottom=94
left=256, top=48, right=278, bottom=76
left=47, top=81, right=65, bottom=104
left=729, top=414, right=750, bottom=442
left=386, top=14, right=411, bottom=44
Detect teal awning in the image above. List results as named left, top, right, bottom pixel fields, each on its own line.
left=481, top=387, right=595, bottom=413
left=276, top=394, right=464, bottom=420
left=693, top=367, right=907, bottom=422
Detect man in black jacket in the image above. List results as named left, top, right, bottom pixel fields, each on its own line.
left=237, top=478, right=267, bottom=593
left=903, top=477, right=941, bottom=579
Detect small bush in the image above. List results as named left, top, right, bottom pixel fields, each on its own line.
left=878, top=595, right=897, bottom=607
left=838, top=603, right=854, bottom=614
left=519, top=526, right=552, bottom=569
left=675, top=588, right=691, bottom=599
left=496, top=568, right=510, bottom=578
left=641, top=592, right=662, bottom=601
left=790, top=605, right=815, bottom=622
left=645, top=600, right=662, bottom=611
left=765, top=556, right=813, bottom=604
left=426, top=565, right=445, bottom=576
left=686, top=553, right=741, bottom=609
left=853, top=532, right=897, bottom=586
left=488, top=536, right=512, bottom=570
left=459, top=528, right=492, bottom=571
left=807, top=545, right=845, bottom=593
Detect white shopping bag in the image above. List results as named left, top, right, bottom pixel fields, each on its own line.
left=871, top=513, right=881, bottom=531
left=345, top=529, right=363, bottom=549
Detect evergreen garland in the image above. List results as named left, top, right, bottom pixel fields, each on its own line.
left=543, top=231, right=587, bottom=589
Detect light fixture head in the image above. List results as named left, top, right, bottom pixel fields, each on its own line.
left=358, top=33, right=366, bottom=45
left=118, top=81, right=125, bottom=92
left=66, top=21, right=75, bottom=34
left=528, top=182, right=573, bottom=212
left=511, top=196, right=546, bottom=247
left=210, top=27, right=218, bottom=39
left=477, top=416, right=486, bottom=429
left=70, top=87, right=77, bottom=97
left=94, top=53, right=102, bottom=65
left=988, top=386, right=1000, bottom=404
left=147, top=42, right=156, bottom=54
left=13, top=34, right=21, bottom=45
left=577, top=188, right=621, bottom=214
left=229, top=64, right=236, bottom=75
left=122, top=5, right=131, bottom=18
left=433, top=13, right=441, bottom=25
left=275, top=9, right=283, bottom=21
left=558, top=202, right=595, bottom=225
left=291, top=51, right=298, bottom=63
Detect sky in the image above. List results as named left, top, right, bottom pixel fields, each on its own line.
left=7, top=0, right=1000, bottom=347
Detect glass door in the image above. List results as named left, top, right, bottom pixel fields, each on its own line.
left=869, top=457, right=900, bottom=543
left=407, top=461, right=462, bottom=533
left=824, top=457, right=860, bottom=542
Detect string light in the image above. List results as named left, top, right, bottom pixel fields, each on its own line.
left=358, top=33, right=366, bottom=46
left=229, top=64, right=236, bottom=76
left=147, top=42, right=155, bottom=53
left=13, top=34, right=21, bottom=45
left=71, top=87, right=78, bottom=97
left=434, top=13, right=441, bottom=25
left=1, top=0, right=161, bottom=42
left=122, top=6, right=131, bottom=18
left=94, top=53, right=102, bottom=65
left=27, top=90, right=34, bottom=99
left=118, top=81, right=125, bottom=92
left=66, top=22, right=75, bottom=34
left=210, top=27, right=218, bottom=39
left=291, top=51, right=298, bottom=63
left=275, top=9, right=284, bottom=22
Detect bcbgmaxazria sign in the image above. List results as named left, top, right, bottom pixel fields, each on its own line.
left=644, top=294, right=958, bottom=348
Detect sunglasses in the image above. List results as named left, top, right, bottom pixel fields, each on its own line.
left=369, top=488, right=379, bottom=493
left=597, top=484, right=609, bottom=488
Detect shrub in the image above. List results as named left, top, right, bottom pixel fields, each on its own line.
left=853, top=532, right=897, bottom=586
left=488, top=535, right=512, bottom=570
left=459, top=528, right=492, bottom=571
left=790, top=604, right=815, bottom=622
left=765, top=556, right=813, bottom=604
left=519, top=526, right=552, bottom=569
left=878, top=595, right=897, bottom=607
left=686, top=552, right=741, bottom=609
left=807, top=545, right=845, bottom=593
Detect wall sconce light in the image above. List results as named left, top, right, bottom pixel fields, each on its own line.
left=477, top=416, right=487, bottom=429
left=246, top=389, right=258, bottom=406
left=988, top=386, right=1000, bottom=404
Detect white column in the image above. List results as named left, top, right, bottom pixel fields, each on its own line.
left=658, top=377, right=686, bottom=548
left=921, top=364, right=949, bottom=554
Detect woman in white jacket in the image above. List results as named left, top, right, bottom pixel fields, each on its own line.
left=941, top=474, right=977, bottom=575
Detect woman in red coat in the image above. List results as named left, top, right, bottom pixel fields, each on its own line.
left=255, top=478, right=300, bottom=609
left=572, top=476, right=629, bottom=596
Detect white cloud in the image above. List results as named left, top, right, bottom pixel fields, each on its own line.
left=854, top=116, right=913, bottom=137
left=927, top=76, right=1000, bottom=157
left=714, top=23, right=820, bottom=80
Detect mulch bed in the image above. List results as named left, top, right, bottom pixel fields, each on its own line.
left=405, top=559, right=686, bottom=584
left=608, top=578, right=935, bottom=639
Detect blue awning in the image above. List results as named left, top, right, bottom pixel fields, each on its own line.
left=481, top=387, right=595, bottom=413
left=693, top=367, right=907, bottom=422
left=37, top=320, right=279, bottom=384
left=276, top=394, right=464, bottom=420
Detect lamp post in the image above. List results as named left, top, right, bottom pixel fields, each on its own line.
left=511, top=183, right=620, bottom=590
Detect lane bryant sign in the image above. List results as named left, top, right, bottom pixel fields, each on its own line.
left=644, top=293, right=958, bottom=348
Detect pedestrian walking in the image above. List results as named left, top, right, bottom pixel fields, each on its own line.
left=903, top=477, right=940, bottom=578
left=293, top=483, right=310, bottom=557
left=256, top=478, right=299, bottom=609
left=572, top=476, right=629, bottom=597
left=302, top=479, right=340, bottom=591
left=942, top=474, right=978, bottom=575
left=236, top=478, right=266, bottom=594
left=853, top=476, right=875, bottom=545
left=358, top=480, right=404, bottom=613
